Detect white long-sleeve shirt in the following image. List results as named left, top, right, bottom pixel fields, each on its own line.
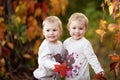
left=63, top=37, right=104, bottom=80
left=33, top=39, right=65, bottom=80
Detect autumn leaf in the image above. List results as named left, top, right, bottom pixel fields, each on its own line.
left=0, top=22, right=6, bottom=40
left=112, top=0, right=119, bottom=18
left=0, top=6, right=4, bottom=16
left=96, top=29, right=106, bottom=42
left=60, top=0, right=68, bottom=15
left=110, top=62, right=120, bottom=78
left=0, top=17, right=4, bottom=22
left=93, top=73, right=107, bottom=80
left=0, top=33, right=4, bottom=40
left=11, top=0, right=18, bottom=11
left=113, top=31, right=120, bottom=50
left=109, top=53, right=120, bottom=62
left=54, top=62, right=71, bottom=78
left=23, top=53, right=31, bottom=59
left=109, top=3, right=114, bottom=16
left=27, top=0, right=35, bottom=14
left=33, top=39, right=42, bottom=55
left=54, top=64, right=61, bottom=72
left=26, top=17, right=42, bottom=42
left=50, top=0, right=60, bottom=15
left=109, top=53, right=120, bottom=79
left=7, top=42, right=14, bottom=49
left=107, top=23, right=119, bottom=32
left=0, top=58, right=5, bottom=67
left=104, top=0, right=108, bottom=4
left=2, top=47, right=10, bottom=56
left=115, top=13, right=120, bottom=24
left=110, top=62, right=118, bottom=71
left=0, top=22, right=6, bottom=33
left=99, top=19, right=107, bottom=30
left=34, top=8, right=42, bottom=17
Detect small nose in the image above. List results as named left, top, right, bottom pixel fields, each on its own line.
left=75, top=29, right=79, bottom=32
left=49, top=31, right=53, bottom=34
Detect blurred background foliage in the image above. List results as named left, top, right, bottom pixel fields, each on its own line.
left=0, top=0, right=120, bottom=80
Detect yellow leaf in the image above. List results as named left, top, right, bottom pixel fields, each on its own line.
left=16, top=16, right=21, bottom=24
left=115, top=13, right=120, bottom=24
left=109, top=3, right=114, bottom=15
left=15, top=6, right=20, bottom=13
left=96, top=29, right=106, bottom=42
left=1, top=40, right=6, bottom=46
left=99, top=19, right=107, bottom=29
left=96, top=29, right=106, bottom=35
left=0, top=17, right=4, bottom=23
left=107, top=23, right=119, bottom=32
left=104, top=0, right=108, bottom=4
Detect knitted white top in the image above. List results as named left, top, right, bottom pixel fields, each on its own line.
left=63, top=37, right=104, bottom=80
left=33, top=39, right=65, bottom=80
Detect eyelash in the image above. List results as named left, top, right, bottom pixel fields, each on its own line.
left=46, top=29, right=57, bottom=32
left=72, top=27, right=83, bottom=30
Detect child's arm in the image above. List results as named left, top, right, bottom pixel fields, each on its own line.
left=41, top=53, right=61, bottom=70
left=84, top=42, right=104, bottom=74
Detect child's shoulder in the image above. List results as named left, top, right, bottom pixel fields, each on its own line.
left=63, top=37, right=71, bottom=43
left=64, top=37, right=71, bottom=41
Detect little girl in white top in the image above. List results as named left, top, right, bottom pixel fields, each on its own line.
left=33, top=16, right=65, bottom=80
left=63, top=12, right=104, bottom=80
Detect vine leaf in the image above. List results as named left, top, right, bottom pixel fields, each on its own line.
left=107, top=23, right=119, bottom=32
left=113, top=31, right=120, bottom=50
left=96, top=19, right=107, bottom=42
left=93, top=73, right=107, bottom=80
left=109, top=3, right=114, bottom=16
left=109, top=53, right=120, bottom=79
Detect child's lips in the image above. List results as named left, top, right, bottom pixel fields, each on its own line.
left=74, top=34, right=81, bottom=37
left=48, top=36, right=55, bottom=38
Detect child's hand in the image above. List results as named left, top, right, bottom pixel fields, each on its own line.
left=97, top=71, right=104, bottom=76
left=93, top=71, right=107, bottom=80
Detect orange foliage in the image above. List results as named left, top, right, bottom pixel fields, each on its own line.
left=97, top=0, right=120, bottom=79
left=0, top=0, right=68, bottom=79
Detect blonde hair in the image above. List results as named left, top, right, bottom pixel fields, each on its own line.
left=67, top=12, right=88, bottom=29
left=42, top=16, right=63, bottom=37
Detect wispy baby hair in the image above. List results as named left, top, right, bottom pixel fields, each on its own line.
left=67, top=12, right=88, bottom=29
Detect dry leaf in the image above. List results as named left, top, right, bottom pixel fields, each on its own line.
left=113, top=31, right=120, bottom=49
left=23, top=54, right=31, bottom=59
left=109, top=53, right=120, bottom=62
left=7, top=42, right=14, bottom=49
left=109, top=53, right=120, bottom=79
left=109, top=3, right=114, bottom=15
left=96, top=29, right=106, bottom=42
left=93, top=73, right=107, bottom=80
left=107, top=23, right=119, bottom=32
left=99, top=19, right=107, bottom=29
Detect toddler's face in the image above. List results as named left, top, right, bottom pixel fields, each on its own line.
left=68, top=20, right=86, bottom=40
left=43, top=22, right=61, bottom=43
